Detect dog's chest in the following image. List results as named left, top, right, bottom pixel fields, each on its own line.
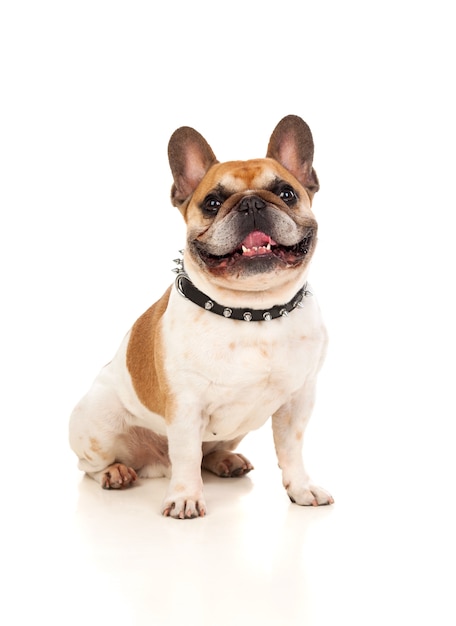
left=162, top=295, right=325, bottom=437
left=198, top=338, right=305, bottom=435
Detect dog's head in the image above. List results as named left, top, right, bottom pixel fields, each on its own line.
left=168, top=115, right=320, bottom=299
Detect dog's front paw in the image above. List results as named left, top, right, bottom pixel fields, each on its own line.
left=101, top=463, right=138, bottom=489
left=287, top=483, right=334, bottom=507
left=161, top=486, right=207, bottom=519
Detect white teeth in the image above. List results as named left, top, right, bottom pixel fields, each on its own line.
left=242, top=243, right=272, bottom=255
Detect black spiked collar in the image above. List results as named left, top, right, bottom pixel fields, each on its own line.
left=172, top=256, right=313, bottom=322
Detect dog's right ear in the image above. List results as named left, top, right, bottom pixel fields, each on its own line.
left=168, top=127, right=218, bottom=208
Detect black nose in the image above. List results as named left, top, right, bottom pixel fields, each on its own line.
left=238, top=195, right=267, bottom=213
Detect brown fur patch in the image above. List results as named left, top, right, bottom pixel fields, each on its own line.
left=89, top=437, right=101, bottom=453
left=126, top=287, right=172, bottom=418
left=85, top=437, right=110, bottom=461
left=89, top=437, right=110, bottom=461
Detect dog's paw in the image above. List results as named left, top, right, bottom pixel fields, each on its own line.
left=161, top=487, right=207, bottom=519
left=202, top=450, right=254, bottom=477
left=287, top=483, right=334, bottom=507
left=101, top=463, right=138, bottom=489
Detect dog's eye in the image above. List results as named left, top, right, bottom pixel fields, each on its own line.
left=202, top=195, right=222, bottom=215
left=279, top=186, right=297, bottom=204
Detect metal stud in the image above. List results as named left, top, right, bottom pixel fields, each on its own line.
left=304, top=288, right=313, bottom=297
left=171, top=267, right=181, bottom=274
left=223, top=308, right=232, bottom=318
left=179, top=249, right=185, bottom=255
left=205, top=300, right=214, bottom=310
left=175, top=276, right=186, bottom=298
left=280, top=308, right=289, bottom=317
left=243, top=312, right=252, bottom=322
left=173, top=258, right=183, bottom=266
left=263, top=312, right=272, bottom=321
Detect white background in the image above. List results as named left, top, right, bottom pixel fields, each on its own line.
left=1, top=1, right=455, bottom=625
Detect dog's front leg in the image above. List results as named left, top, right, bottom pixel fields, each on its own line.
left=161, top=411, right=207, bottom=519
left=272, top=382, right=334, bottom=507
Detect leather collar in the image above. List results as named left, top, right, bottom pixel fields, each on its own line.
left=174, top=269, right=313, bottom=322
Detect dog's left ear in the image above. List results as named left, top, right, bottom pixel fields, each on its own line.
left=267, top=115, right=319, bottom=196
left=168, top=126, right=218, bottom=208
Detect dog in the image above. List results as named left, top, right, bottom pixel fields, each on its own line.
left=69, top=114, right=333, bottom=519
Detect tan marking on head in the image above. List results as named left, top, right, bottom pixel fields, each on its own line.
left=191, top=159, right=279, bottom=200
left=126, top=287, right=174, bottom=421
left=296, top=431, right=303, bottom=441
left=219, top=161, right=273, bottom=190
left=213, top=158, right=313, bottom=204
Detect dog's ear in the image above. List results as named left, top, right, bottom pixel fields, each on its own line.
left=168, top=127, right=218, bottom=207
left=266, top=115, right=319, bottom=196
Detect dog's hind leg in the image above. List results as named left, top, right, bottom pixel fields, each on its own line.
left=69, top=375, right=138, bottom=488
left=202, top=438, right=254, bottom=477
left=69, top=375, right=171, bottom=488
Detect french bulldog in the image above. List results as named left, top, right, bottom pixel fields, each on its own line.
left=69, top=114, right=333, bottom=519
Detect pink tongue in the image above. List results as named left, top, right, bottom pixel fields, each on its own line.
left=242, top=231, right=276, bottom=248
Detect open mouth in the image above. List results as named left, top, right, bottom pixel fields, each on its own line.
left=195, top=230, right=314, bottom=269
